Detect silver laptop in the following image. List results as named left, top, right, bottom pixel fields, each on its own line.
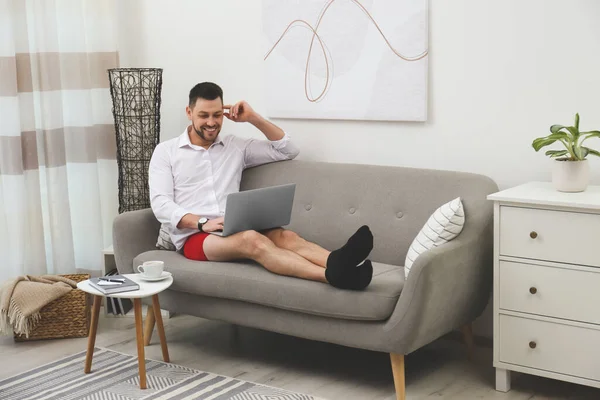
left=210, top=183, right=296, bottom=237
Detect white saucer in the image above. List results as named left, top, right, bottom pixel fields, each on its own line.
left=138, top=271, right=172, bottom=282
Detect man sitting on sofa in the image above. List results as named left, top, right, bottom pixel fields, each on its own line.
left=148, top=82, right=373, bottom=290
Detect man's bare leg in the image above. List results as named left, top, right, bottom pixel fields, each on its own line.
left=263, top=227, right=373, bottom=270
left=203, top=230, right=327, bottom=283
left=263, top=226, right=373, bottom=290
left=203, top=228, right=374, bottom=290
left=262, top=228, right=329, bottom=268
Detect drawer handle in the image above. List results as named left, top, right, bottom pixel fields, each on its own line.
left=530, top=231, right=538, bottom=239
left=529, top=287, right=537, bottom=294
left=529, top=341, right=537, bottom=349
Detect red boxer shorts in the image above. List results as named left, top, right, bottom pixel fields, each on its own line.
left=183, top=232, right=210, bottom=261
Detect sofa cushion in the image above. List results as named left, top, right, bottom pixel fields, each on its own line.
left=156, top=223, right=175, bottom=251
left=134, top=250, right=404, bottom=321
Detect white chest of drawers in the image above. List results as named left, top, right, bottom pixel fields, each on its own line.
left=488, top=182, right=600, bottom=392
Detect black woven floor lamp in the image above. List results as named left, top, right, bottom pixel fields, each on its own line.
left=108, top=68, right=163, bottom=214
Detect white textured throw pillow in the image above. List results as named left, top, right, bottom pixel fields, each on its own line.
left=404, top=197, right=465, bottom=278
left=156, top=223, right=176, bottom=251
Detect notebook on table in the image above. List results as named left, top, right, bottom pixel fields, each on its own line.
left=88, top=274, right=140, bottom=295
left=103, top=269, right=133, bottom=315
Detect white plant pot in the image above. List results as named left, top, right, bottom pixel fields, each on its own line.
left=552, top=159, right=589, bottom=192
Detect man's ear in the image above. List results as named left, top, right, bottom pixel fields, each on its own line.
left=185, top=105, right=192, bottom=120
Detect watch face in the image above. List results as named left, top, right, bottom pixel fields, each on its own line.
left=199, top=217, right=208, bottom=224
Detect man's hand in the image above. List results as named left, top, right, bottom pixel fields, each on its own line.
left=223, top=101, right=258, bottom=124
left=224, top=100, right=285, bottom=141
left=201, top=217, right=224, bottom=233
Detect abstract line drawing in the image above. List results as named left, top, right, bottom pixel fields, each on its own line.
left=265, top=0, right=428, bottom=103
left=263, top=0, right=429, bottom=122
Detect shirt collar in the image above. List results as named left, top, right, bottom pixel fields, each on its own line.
left=178, top=127, right=224, bottom=149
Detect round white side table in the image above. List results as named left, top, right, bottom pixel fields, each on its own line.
left=77, top=273, right=173, bottom=389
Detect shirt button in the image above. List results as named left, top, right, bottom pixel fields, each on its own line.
left=305, top=204, right=312, bottom=211
left=396, top=212, right=404, bottom=218
left=349, top=208, right=356, bottom=214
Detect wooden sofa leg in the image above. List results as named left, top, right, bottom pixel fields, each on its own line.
left=461, top=323, right=475, bottom=360
left=390, top=353, right=406, bottom=400
left=144, top=304, right=156, bottom=346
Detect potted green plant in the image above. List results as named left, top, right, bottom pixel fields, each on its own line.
left=532, top=113, right=600, bottom=192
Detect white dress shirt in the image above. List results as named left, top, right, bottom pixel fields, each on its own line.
left=149, top=128, right=300, bottom=250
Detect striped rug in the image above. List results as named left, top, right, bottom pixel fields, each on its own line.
left=0, top=347, right=323, bottom=400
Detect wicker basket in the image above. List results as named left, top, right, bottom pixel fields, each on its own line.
left=14, top=274, right=91, bottom=341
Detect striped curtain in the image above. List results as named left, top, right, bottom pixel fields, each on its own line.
left=0, top=0, right=120, bottom=282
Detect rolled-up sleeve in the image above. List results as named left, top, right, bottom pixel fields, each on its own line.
left=148, top=144, right=192, bottom=228
left=243, top=132, right=300, bottom=169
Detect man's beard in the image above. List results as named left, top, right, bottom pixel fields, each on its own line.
left=192, top=123, right=219, bottom=142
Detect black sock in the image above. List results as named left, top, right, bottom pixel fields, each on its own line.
left=326, top=225, right=373, bottom=271
left=325, top=260, right=373, bottom=290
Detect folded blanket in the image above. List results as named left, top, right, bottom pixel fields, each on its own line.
left=0, top=275, right=77, bottom=337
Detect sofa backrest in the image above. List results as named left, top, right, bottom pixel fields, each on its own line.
left=241, top=160, right=498, bottom=266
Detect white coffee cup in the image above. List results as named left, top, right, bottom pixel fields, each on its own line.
left=137, top=260, right=164, bottom=278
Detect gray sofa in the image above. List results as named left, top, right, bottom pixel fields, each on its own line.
left=113, top=160, right=498, bottom=400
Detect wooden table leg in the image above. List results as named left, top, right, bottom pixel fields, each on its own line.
left=84, top=295, right=102, bottom=373
left=152, top=294, right=170, bottom=362
left=133, top=298, right=147, bottom=389
left=144, top=304, right=155, bottom=346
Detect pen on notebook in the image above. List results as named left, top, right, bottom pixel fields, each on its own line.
left=99, top=278, right=125, bottom=282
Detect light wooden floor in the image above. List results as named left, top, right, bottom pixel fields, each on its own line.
left=1, top=313, right=598, bottom=399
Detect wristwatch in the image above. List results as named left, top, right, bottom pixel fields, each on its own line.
left=197, top=217, right=208, bottom=232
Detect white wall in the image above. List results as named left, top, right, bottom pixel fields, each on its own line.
left=117, top=0, right=600, bottom=337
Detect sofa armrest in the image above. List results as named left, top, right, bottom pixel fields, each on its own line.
left=383, top=221, right=493, bottom=355
left=113, top=208, right=161, bottom=274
